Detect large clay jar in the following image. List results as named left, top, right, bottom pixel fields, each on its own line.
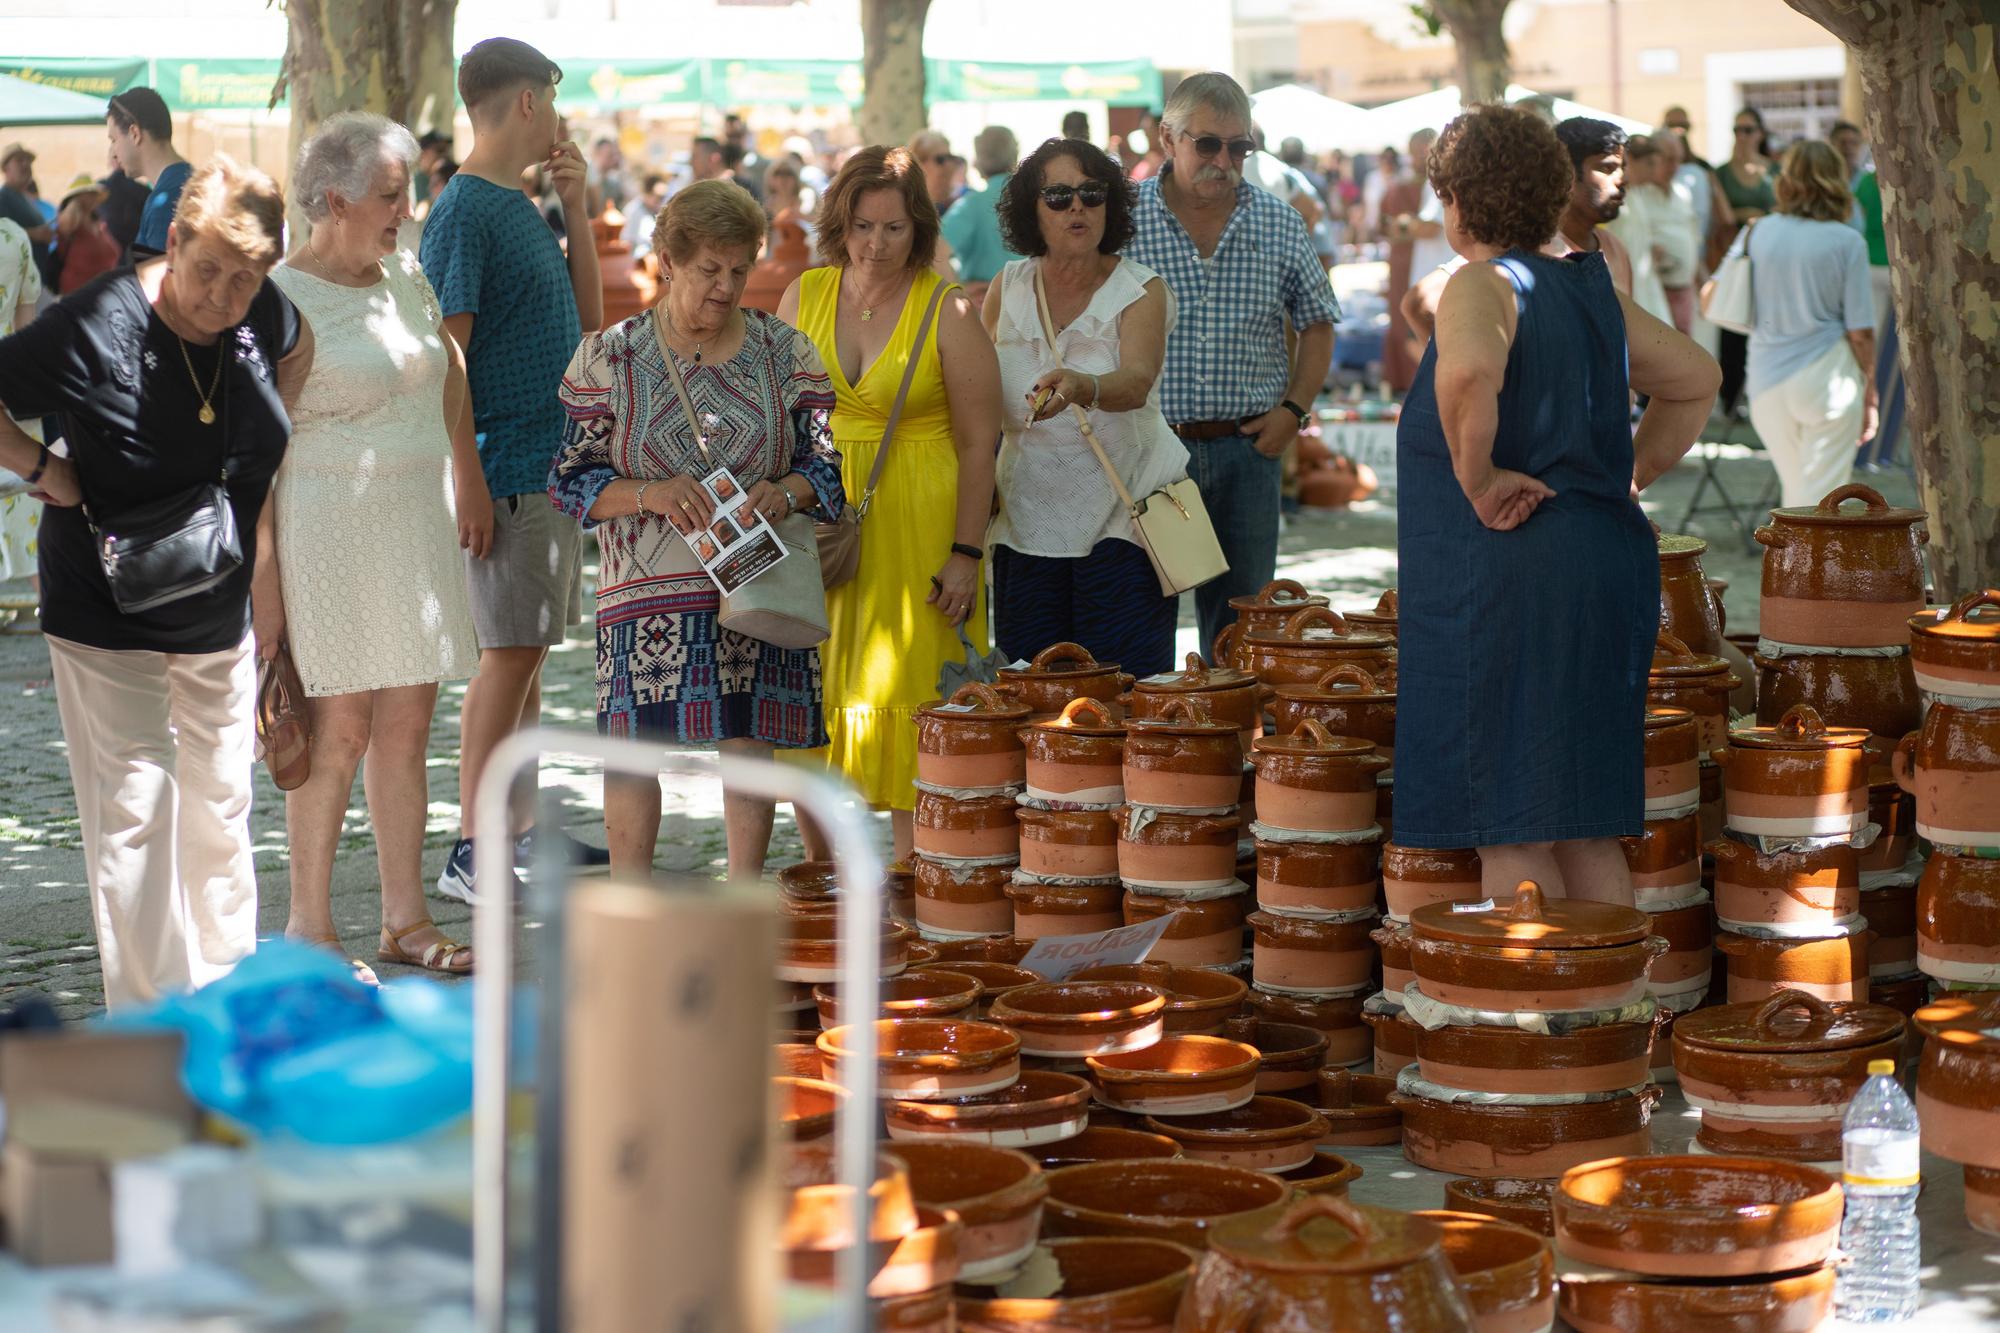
left=1862, top=780, right=1918, bottom=873
left=1643, top=707, right=1701, bottom=819
left=1120, top=695, right=1244, bottom=812
left=988, top=981, right=1168, bottom=1059
left=1269, top=664, right=1398, bottom=765
left=1381, top=844, right=1483, bottom=922
left=1040, top=1158, right=1289, bottom=1249
left=1754, top=649, right=1920, bottom=774
left=1620, top=813, right=1703, bottom=912
left=1116, top=807, right=1239, bottom=892
left=1179, top=1196, right=1475, bottom=1333
left=1014, top=806, right=1119, bottom=883
left=1673, top=988, right=1904, bottom=1161
left=1553, top=1154, right=1843, bottom=1278
left=1649, top=632, right=1743, bottom=753
left=1894, top=700, right=2000, bottom=848
left=912, top=791, right=1020, bottom=862
left=1249, top=988, right=1373, bottom=1068
left=953, top=1236, right=1196, bottom=1332
left=1343, top=588, right=1399, bottom=641
left=1249, top=910, right=1378, bottom=996
left=1914, top=995, right=2000, bottom=1201
left=1709, top=836, right=1860, bottom=933
left=1714, top=926, right=1873, bottom=1004
left=916, top=683, right=1032, bottom=791
left=1218, top=579, right=1329, bottom=670
left=1409, top=881, right=1666, bottom=1012
left=1413, top=1018, right=1655, bottom=1097
left=1413, top=1210, right=1558, bottom=1333
left=1915, top=851, right=2000, bottom=987
left=1250, top=719, right=1390, bottom=834
left=1908, top=589, right=2000, bottom=700
left=1311, top=1068, right=1404, bottom=1145
left=1396, top=1086, right=1661, bottom=1180
left=1559, top=1268, right=1835, bottom=1333
left=1713, top=705, right=1870, bottom=841
left=892, top=1142, right=1048, bottom=1280
left=996, top=642, right=1132, bottom=718
left=1142, top=1096, right=1332, bottom=1173
left=1123, top=886, right=1250, bottom=968
left=1072, top=962, right=1248, bottom=1034
left=913, top=858, right=1015, bottom=939
left=1235, top=606, right=1399, bottom=692
left=1004, top=878, right=1123, bottom=939
left=1257, top=834, right=1383, bottom=919
left=1126, top=652, right=1263, bottom=753
left=1755, top=482, right=1928, bottom=648
left=1018, top=697, right=1125, bottom=805
left=1657, top=531, right=1724, bottom=655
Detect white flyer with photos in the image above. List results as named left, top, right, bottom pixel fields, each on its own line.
left=683, top=466, right=789, bottom=596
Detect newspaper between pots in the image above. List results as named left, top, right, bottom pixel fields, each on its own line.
left=1018, top=787, right=1122, bottom=811
left=1124, top=878, right=1248, bottom=904
left=1198, top=955, right=1254, bottom=977
left=920, top=856, right=1023, bottom=882
left=1362, top=987, right=1407, bottom=1015
left=1398, top=983, right=1659, bottom=1036
left=1718, top=822, right=1880, bottom=857
left=1757, top=638, right=1910, bottom=658
left=1681, top=1087, right=1852, bottom=1123
left=1922, top=840, right=2000, bottom=858
left=1255, top=898, right=1382, bottom=924
left=1642, top=799, right=1702, bottom=822
left=1870, top=960, right=1923, bottom=981
left=1122, top=802, right=1239, bottom=828
left=1014, top=913, right=1176, bottom=981
left=1860, top=853, right=1925, bottom=893
left=1395, top=1065, right=1655, bottom=1107
left=1716, top=911, right=1870, bottom=942
left=1647, top=969, right=1715, bottom=1013
left=1918, top=688, right=2000, bottom=710
left=1254, top=976, right=1373, bottom=1000
left=1636, top=881, right=1710, bottom=913
left=914, top=778, right=1026, bottom=800
left=1008, top=867, right=1121, bottom=888
left=1247, top=820, right=1387, bottom=845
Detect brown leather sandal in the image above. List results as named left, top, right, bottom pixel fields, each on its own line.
left=377, top=920, right=474, bottom=975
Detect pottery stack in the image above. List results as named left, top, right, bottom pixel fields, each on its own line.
left=912, top=682, right=1031, bottom=944
left=1621, top=707, right=1711, bottom=1077
left=1914, top=992, right=2000, bottom=1236
left=1009, top=696, right=1129, bottom=942
left=1365, top=845, right=1483, bottom=1080
left=1396, top=880, right=1667, bottom=1180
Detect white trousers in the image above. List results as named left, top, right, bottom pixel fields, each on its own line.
left=45, top=633, right=260, bottom=1011
left=1748, top=337, right=1865, bottom=510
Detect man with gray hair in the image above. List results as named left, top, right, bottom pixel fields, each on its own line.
left=940, top=124, right=1021, bottom=296
left=1127, top=71, right=1339, bottom=652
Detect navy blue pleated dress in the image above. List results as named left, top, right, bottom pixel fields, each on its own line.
left=1392, top=250, right=1659, bottom=849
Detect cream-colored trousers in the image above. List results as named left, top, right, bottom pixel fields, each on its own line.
left=45, top=632, right=259, bottom=1010
left=1748, top=337, right=1866, bottom=510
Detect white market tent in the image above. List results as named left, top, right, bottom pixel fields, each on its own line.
left=1249, top=83, right=1373, bottom=154
left=1353, top=84, right=1654, bottom=152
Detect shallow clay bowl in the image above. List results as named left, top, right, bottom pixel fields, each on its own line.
left=892, top=1141, right=1049, bottom=1282
left=1141, top=1096, right=1331, bottom=1173
left=1235, top=1020, right=1331, bottom=1095
left=1311, top=1068, right=1405, bottom=1146
left=1553, top=1154, right=1842, bottom=1277
left=775, top=1042, right=823, bottom=1080
left=777, top=1075, right=849, bottom=1142
left=1283, top=1148, right=1363, bottom=1196
left=815, top=969, right=985, bottom=1028
left=926, top=936, right=1034, bottom=966
left=1444, top=1177, right=1555, bottom=1237
left=953, top=1235, right=1199, bottom=1331
left=914, top=961, right=1042, bottom=1016
left=1028, top=1125, right=1185, bottom=1169
left=819, top=1018, right=1023, bottom=1101
left=1087, top=1035, right=1261, bottom=1116
left=884, top=1071, right=1092, bottom=1148
left=1559, top=1265, right=1835, bottom=1333
left=987, top=981, right=1168, bottom=1058
left=1072, top=961, right=1249, bottom=1033
left=1415, top=1209, right=1557, bottom=1333
left=1040, top=1158, right=1291, bottom=1250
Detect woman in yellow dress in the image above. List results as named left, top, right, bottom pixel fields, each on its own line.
left=779, top=145, right=1001, bottom=860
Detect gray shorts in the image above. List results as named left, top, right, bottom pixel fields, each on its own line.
left=467, top=493, right=585, bottom=649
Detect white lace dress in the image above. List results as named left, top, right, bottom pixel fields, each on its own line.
left=270, top=250, right=478, bottom=695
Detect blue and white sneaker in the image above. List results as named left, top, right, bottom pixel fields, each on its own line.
left=435, top=837, right=521, bottom=905
left=515, top=826, right=611, bottom=868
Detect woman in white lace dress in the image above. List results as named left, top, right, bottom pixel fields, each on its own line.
left=983, top=138, right=1188, bottom=677
left=265, top=113, right=488, bottom=975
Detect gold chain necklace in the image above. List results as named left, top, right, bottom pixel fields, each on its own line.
left=174, top=325, right=224, bottom=425
left=848, top=270, right=909, bottom=323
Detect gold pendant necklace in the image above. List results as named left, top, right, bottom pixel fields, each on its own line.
left=177, top=331, right=224, bottom=425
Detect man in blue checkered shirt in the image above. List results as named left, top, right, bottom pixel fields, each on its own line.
left=1129, top=72, right=1340, bottom=652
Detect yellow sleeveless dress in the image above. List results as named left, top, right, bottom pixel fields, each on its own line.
left=790, top=266, right=989, bottom=810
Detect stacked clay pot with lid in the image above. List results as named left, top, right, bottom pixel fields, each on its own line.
left=1233, top=606, right=1399, bottom=693
left=1624, top=702, right=1716, bottom=1022
left=994, top=641, right=1132, bottom=718
left=1754, top=483, right=1928, bottom=650
left=1213, top=578, right=1328, bottom=673
left=1124, top=652, right=1263, bottom=755
left=1269, top=663, right=1398, bottom=767
left=1916, top=850, right=2000, bottom=993
left=1908, top=588, right=2000, bottom=701
left=910, top=683, right=1030, bottom=943
left=1914, top=993, right=2000, bottom=1235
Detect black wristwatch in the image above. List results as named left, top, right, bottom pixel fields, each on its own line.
left=1281, top=399, right=1312, bottom=429
left=950, top=542, right=984, bottom=562
left=24, top=444, right=49, bottom=485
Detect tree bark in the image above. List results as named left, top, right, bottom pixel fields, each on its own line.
left=274, top=0, right=460, bottom=166
left=859, top=0, right=932, bottom=147
left=1431, top=0, right=1514, bottom=106
left=1786, top=1, right=2000, bottom=597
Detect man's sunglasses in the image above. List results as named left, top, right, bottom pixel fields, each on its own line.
left=1040, top=182, right=1109, bottom=210
left=1183, top=132, right=1256, bottom=161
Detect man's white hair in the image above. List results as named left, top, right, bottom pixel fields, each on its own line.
left=1160, top=72, right=1253, bottom=137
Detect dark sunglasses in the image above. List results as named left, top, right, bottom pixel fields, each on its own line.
left=1040, top=182, right=1108, bottom=210
left=1185, top=133, right=1256, bottom=161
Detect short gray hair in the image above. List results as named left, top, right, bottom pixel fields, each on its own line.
left=294, top=111, right=419, bottom=223
left=1161, top=72, right=1252, bottom=138
left=973, top=126, right=1018, bottom=177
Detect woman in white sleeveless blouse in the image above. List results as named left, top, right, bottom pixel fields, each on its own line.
left=982, top=138, right=1188, bottom=677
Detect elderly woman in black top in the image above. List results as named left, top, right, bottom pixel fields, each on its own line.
left=0, top=156, right=313, bottom=1010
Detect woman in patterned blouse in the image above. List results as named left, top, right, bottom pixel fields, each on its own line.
left=551, top=181, right=843, bottom=881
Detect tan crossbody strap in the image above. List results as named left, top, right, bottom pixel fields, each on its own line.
left=1030, top=265, right=1143, bottom=517
left=857, top=278, right=952, bottom=518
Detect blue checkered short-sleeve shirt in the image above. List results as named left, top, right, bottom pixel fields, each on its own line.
left=1127, top=170, right=1341, bottom=424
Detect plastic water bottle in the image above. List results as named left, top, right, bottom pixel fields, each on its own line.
left=1836, top=1058, right=1922, bottom=1322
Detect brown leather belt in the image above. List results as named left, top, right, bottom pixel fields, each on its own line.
left=1170, top=416, right=1260, bottom=441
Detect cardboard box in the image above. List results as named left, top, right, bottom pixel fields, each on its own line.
left=3, top=1100, right=189, bottom=1266
left=0, top=1029, right=195, bottom=1131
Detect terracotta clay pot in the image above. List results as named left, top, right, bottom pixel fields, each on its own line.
left=1255, top=834, right=1383, bottom=919
left=1121, top=888, right=1249, bottom=968
left=1715, top=927, right=1873, bottom=1004
left=1709, top=836, right=1859, bottom=932
left=1179, top=1196, right=1475, bottom=1332
left=1233, top=606, right=1400, bottom=693
left=987, top=981, right=1167, bottom=1058
left=1382, top=844, right=1483, bottom=922
left=1894, top=700, right=2000, bottom=848
left=1014, top=807, right=1120, bottom=884
left=1219, top=579, right=1331, bottom=670
left=1126, top=651, right=1264, bottom=751
left=883, top=1070, right=1093, bottom=1149
left=913, top=791, right=1021, bottom=864
left=1120, top=695, right=1244, bottom=812
left=1363, top=1005, right=1421, bottom=1076
left=1620, top=813, right=1703, bottom=912
left=1115, top=806, right=1239, bottom=891
left=1142, top=1095, right=1331, bottom=1172
left=892, top=1141, right=1047, bottom=1281
left=1754, top=649, right=1920, bottom=774
left=995, top=642, right=1132, bottom=719
left=778, top=915, right=914, bottom=984
left=1250, top=718, right=1391, bottom=833
left=1286, top=1149, right=1365, bottom=1195
left=1861, top=780, right=1917, bottom=873
left=815, top=969, right=984, bottom=1029
left=1269, top=664, right=1398, bottom=766
left=1553, top=1153, right=1842, bottom=1278
left=1413, top=1018, right=1655, bottom=1097
left=1559, top=1266, right=1835, bottom=1333
left=1003, top=876, right=1122, bottom=939
left=1373, top=922, right=1415, bottom=999
left=1067, top=963, right=1245, bottom=1036
left=1714, top=705, right=1871, bottom=841
left=777, top=1075, right=850, bottom=1142
left=1755, top=482, right=1928, bottom=648
left=1041, top=1158, right=1290, bottom=1249
left=1017, top=697, right=1126, bottom=805
left=1650, top=632, right=1744, bottom=754
left=1087, top=1035, right=1261, bottom=1115
left=1914, top=993, right=2000, bottom=1171
left=1698, top=761, right=1725, bottom=846
left=1968, top=1165, right=2000, bottom=1237
left=1249, top=910, right=1377, bottom=996
left=912, top=857, right=1015, bottom=939
left=1443, top=1178, right=1554, bottom=1238
left=1859, top=882, right=1918, bottom=981
left=1908, top=589, right=2000, bottom=699
left=916, top=682, right=1033, bottom=791
left=1672, top=988, right=1905, bottom=1160
left=1658, top=531, right=1724, bottom=655
left=1248, top=988, right=1373, bottom=1068
left=1219, top=1018, right=1331, bottom=1096
left=1028, top=1125, right=1183, bottom=1169
left=1410, top=880, right=1666, bottom=1012
left=1311, top=1068, right=1404, bottom=1146
left=1395, top=1086, right=1661, bottom=1179
left=1646, top=898, right=1715, bottom=1012
left=1916, top=851, right=2000, bottom=986
left=818, top=1018, right=1023, bottom=1100
left=953, top=1236, right=1197, bottom=1333
left=914, top=960, right=1037, bottom=1016
left=1413, top=1210, right=1558, bottom=1333
left=1343, top=588, right=1399, bottom=641
left=1643, top=707, right=1702, bottom=818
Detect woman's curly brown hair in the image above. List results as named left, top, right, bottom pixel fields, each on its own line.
left=1427, top=105, right=1574, bottom=253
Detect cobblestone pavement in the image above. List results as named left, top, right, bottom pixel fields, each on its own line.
left=0, top=453, right=1917, bottom=1018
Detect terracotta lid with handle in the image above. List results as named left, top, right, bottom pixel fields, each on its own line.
left=1673, top=988, right=1904, bottom=1054
left=1727, top=704, right=1870, bottom=752
left=999, top=641, right=1121, bottom=680
left=1409, top=880, right=1652, bottom=950
left=918, top=681, right=1033, bottom=723
left=1025, top=695, right=1125, bottom=737
left=1272, top=663, right=1398, bottom=703
left=1124, top=693, right=1241, bottom=738
left=1134, top=651, right=1257, bottom=694
left=1252, top=717, right=1380, bottom=758
left=1909, top=589, right=2000, bottom=644
left=1245, top=606, right=1395, bottom=650
left=1344, top=589, right=1399, bottom=626
left=1205, top=1194, right=1444, bottom=1276
left=1649, top=631, right=1732, bottom=680
left=1228, top=577, right=1328, bottom=614
left=1766, top=481, right=1926, bottom=527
